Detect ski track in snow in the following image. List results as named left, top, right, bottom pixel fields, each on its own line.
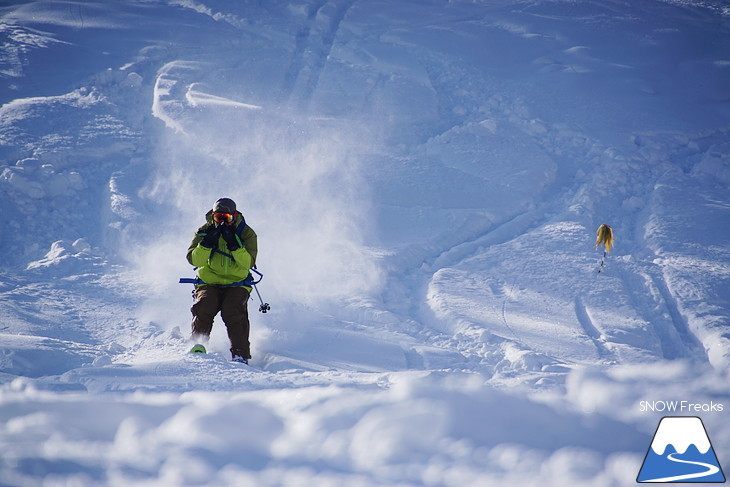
left=1, top=0, right=729, bottom=485
left=279, top=0, right=355, bottom=109
left=573, top=295, right=616, bottom=364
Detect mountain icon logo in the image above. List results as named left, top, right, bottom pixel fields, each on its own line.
left=637, top=416, right=726, bottom=483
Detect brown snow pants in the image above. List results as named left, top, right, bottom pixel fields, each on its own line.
left=190, top=285, right=251, bottom=359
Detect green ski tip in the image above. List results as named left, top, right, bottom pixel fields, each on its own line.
left=190, top=344, right=207, bottom=354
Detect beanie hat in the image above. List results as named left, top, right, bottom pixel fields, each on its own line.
left=213, top=197, right=236, bottom=214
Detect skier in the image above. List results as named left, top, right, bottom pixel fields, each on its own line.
left=186, top=197, right=258, bottom=363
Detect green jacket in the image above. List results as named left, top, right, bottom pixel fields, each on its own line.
left=186, top=211, right=258, bottom=289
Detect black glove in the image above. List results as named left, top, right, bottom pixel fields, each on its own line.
left=220, top=224, right=241, bottom=251
left=200, top=224, right=220, bottom=248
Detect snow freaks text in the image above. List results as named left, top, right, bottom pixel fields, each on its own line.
left=639, top=401, right=724, bottom=413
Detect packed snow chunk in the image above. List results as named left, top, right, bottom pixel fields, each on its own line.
left=26, top=239, right=100, bottom=273
left=0, top=166, right=45, bottom=198
left=2, top=158, right=85, bottom=202
left=72, top=238, right=91, bottom=253
left=35, top=240, right=72, bottom=262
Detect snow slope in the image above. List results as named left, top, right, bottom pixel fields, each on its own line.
left=1, top=0, right=729, bottom=485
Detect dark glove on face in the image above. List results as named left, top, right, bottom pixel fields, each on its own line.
left=220, top=224, right=241, bottom=251
left=200, top=224, right=220, bottom=248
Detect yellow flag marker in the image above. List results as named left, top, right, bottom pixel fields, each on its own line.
left=595, top=224, right=613, bottom=273
left=596, top=223, right=614, bottom=253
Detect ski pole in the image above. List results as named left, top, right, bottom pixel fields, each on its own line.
left=253, top=284, right=270, bottom=313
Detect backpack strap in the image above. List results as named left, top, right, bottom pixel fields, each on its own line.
left=230, top=213, right=247, bottom=251
left=235, top=214, right=247, bottom=236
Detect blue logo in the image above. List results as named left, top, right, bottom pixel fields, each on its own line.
left=637, top=416, right=725, bottom=483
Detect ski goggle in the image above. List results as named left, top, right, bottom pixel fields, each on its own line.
left=213, top=212, right=234, bottom=223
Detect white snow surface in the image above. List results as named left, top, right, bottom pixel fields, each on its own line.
left=1, top=0, right=729, bottom=485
